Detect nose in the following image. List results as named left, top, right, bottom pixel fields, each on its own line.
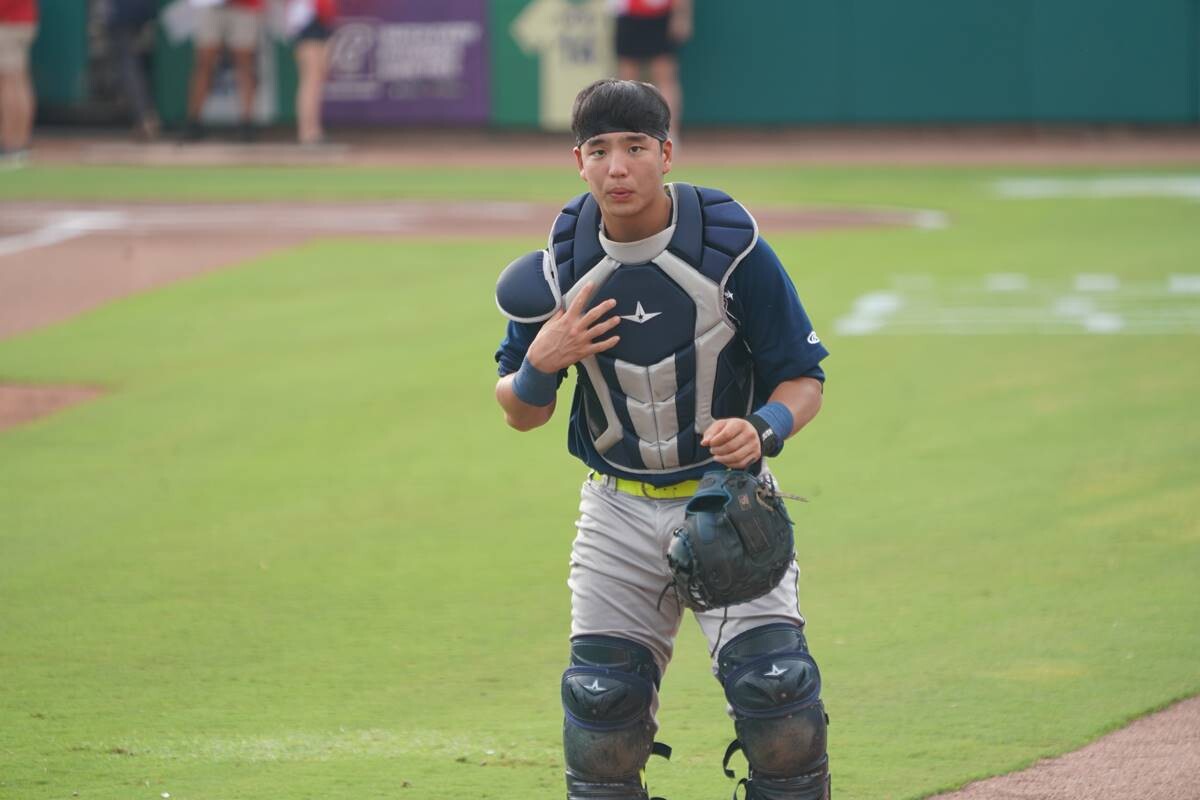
left=608, top=151, right=629, bottom=177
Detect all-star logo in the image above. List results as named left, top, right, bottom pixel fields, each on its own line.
left=584, top=679, right=607, bottom=693
left=619, top=302, right=662, bottom=324
left=807, top=331, right=821, bottom=344
left=764, top=664, right=789, bottom=678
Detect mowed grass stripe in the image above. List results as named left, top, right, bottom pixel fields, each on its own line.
left=2, top=168, right=1198, bottom=799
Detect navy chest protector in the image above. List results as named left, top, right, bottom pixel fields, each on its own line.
left=495, top=183, right=759, bottom=475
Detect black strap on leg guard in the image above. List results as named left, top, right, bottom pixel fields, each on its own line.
left=717, top=624, right=830, bottom=800
left=562, top=635, right=671, bottom=800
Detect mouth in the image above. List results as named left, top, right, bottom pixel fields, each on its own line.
left=607, top=187, right=634, bottom=201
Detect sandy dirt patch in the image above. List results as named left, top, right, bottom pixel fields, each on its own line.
left=930, top=696, right=1200, bottom=800
left=0, top=384, right=105, bottom=431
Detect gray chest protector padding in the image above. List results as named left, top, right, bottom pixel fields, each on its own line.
left=718, top=623, right=830, bottom=800
left=495, top=183, right=760, bottom=476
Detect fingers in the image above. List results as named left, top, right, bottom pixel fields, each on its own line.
left=701, top=418, right=737, bottom=448
left=580, top=296, right=618, bottom=325
left=586, top=314, right=621, bottom=339
left=568, top=282, right=603, bottom=318
left=712, top=442, right=760, bottom=469
left=702, top=418, right=762, bottom=467
left=589, top=334, right=620, bottom=354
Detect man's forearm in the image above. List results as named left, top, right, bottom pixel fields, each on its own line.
left=496, top=373, right=556, bottom=431
left=768, top=376, right=823, bottom=439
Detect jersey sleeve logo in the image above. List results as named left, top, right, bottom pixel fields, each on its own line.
left=807, top=331, right=821, bottom=344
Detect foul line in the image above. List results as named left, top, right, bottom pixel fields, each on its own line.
left=0, top=211, right=128, bottom=259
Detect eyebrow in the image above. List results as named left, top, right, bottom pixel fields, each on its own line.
left=584, top=133, right=652, bottom=147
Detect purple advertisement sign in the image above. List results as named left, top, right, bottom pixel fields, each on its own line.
left=324, top=0, right=490, bottom=124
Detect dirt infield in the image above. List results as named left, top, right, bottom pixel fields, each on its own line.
left=929, top=696, right=1200, bottom=800
left=3, top=131, right=1198, bottom=797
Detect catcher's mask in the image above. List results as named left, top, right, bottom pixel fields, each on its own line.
left=665, top=470, right=796, bottom=613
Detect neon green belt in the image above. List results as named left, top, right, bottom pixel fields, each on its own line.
left=589, top=471, right=701, bottom=499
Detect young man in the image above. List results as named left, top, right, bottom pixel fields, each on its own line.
left=493, top=79, right=831, bottom=800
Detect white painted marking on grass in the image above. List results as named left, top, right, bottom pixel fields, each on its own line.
left=1168, top=275, right=1200, bottom=294
left=913, top=209, right=949, bottom=230
left=1053, top=296, right=1095, bottom=317
left=835, top=273, right=1200, bottom=335
left=1084, top=313, right=1124, bottom=333
left=985, top=273, right=1030, bottom=292
left=994, top=176, right=1200, bottom=201
left=834, top=291, right=903, bottom=335
left=1075, top=274, right=1120, bottom=292
left=0, top=211, right=127, bottom=258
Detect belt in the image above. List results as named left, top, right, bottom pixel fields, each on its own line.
left=589, top=471, right=700, bottom=499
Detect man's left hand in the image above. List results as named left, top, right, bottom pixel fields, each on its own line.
left=700, top=418, right=761, bottom=469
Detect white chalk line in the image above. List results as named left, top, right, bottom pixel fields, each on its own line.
left=994, top=175, right=1200, bottom=201
left=835, top=273, right=1200, bottom=336
left=0, top=211, right=128, bottom=258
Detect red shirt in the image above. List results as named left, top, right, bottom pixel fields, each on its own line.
left=614, top=0, right=671, bottom=19
left=0, top=0, right=37, bottom=24
left=229, top=0, right=263, bottom=11
left=315, top=0, right=336, bottom=26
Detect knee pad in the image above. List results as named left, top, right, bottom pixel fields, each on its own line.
left=562, top=636, right=667, bottom=799
left=718, top=623, right=829, bottom=800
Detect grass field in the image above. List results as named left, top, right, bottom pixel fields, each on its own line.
left=2, top=160, right=1199, bottom=800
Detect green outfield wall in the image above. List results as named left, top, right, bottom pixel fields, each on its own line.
left=31, top=0, right=1200, bottom=127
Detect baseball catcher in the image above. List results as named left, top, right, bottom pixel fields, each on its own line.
left=493, top=79, right=831, bottom=799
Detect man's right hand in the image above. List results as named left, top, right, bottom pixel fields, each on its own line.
left=526, top=282, right=621, bottom=372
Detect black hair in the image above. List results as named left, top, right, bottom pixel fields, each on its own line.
left=571, top=79, right=671, bottom=146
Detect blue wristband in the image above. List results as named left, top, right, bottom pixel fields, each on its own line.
left=748, top=401, right=794, bottom=458
left=511, top=357, right=558, bottom=407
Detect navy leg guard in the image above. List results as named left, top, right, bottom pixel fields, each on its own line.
left=717, top=624, right=830, bottom=800
left=562, top=636, right=669, bottom=800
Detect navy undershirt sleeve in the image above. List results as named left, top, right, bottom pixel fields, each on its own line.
left=726, top=238, right=829, bottom=403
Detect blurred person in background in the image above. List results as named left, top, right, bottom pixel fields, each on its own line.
left=0, top=0, right=36, bottom=164
left=283, top=0, right=336, bottom=145
left=108, top=0, right=162, bottom=141
left=184, top=0, right=263, bottom=141
left=613, top=0, right=689, bottom=143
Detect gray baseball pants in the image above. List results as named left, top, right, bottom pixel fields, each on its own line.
left=569, top=474, right=805, bottom=682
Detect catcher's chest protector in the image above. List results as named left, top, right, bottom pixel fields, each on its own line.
left=553, top=183, right=759, bottom=475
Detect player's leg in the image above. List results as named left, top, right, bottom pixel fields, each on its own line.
left=294, top=38, right=328, bottom=144
left=564, top=478, right=684, bottom=798
left=695, top=552, right=830, bottom=797
left=715, top=620, right=829, bottom=799
left=0, top=24, right=37, bottom=154
left=563, top=635, right=666, bottom=799
left=647, top=55, right=681, bottom=144
left=185, top=6, right=224, bottom=138
left=227, top=8, right=260, bottom=135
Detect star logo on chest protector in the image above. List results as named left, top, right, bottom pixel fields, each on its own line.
left=619, top=302, right=662, bottom=324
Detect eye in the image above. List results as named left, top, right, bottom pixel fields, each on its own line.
left=589, top=149, right=606, bottom=159
left=629, top=145, right=645, bottom=154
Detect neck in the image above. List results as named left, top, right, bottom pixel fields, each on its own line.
left=603, top=186, right=673, bottom=243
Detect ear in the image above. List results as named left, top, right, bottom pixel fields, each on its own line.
left=573, top=146, right=586, bottom=179
left=661, top=139, right=673, bottom=176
